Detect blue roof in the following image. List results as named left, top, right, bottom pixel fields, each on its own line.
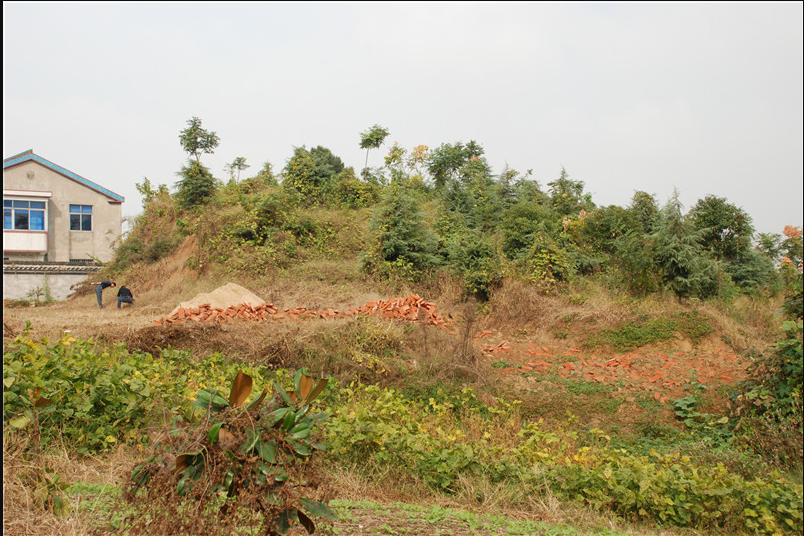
left=3, top=150, right=124, bottom=203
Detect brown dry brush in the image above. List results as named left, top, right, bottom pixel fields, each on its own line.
left=116, top=372, right=334, bottom=536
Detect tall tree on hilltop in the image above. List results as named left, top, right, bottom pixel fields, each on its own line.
left=175, top=160, right=217, bottom=208
left=688, top=195, right=754, bottom=262
left=359, top=124, right=390, bottom=180
left=179, top=117, right=220, bottom=163
left=225, top=157, right=249, bottom=183
left=651, top=189, right=715, bottom=302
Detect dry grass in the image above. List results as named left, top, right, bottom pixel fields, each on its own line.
left=3, top=431, right=135, bottom=536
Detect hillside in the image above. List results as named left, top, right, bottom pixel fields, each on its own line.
left=3, top=169, right=802, bottom=536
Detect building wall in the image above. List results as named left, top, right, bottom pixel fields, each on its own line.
left=3, top=272, right=93, bottom=301
left=3, top=161, right=122, bottom=262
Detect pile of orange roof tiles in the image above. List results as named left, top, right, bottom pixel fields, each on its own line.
left=153, top=294, right=456, bottom=332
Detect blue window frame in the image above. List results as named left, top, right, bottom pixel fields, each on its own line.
left=3, top=199, right=46, bottom=231
left=69, top=204, right=93, bottom=231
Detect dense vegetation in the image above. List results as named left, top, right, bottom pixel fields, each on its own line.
left=4, top=118, right=802, bottom=535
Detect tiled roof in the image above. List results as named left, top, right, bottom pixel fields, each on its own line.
left=3, top=150, right=124, bottom=203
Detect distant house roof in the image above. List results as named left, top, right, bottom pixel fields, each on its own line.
left=3, top=149, right=125, bottom=203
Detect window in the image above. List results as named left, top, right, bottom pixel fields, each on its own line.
left=69, top=204, right=93, bottom=231
left=3, top=199, right=46, bottom=231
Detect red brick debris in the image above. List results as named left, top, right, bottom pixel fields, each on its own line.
left=152, top=294, right=457, bottom=332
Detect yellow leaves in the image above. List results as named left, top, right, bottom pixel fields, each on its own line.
left=60, top=335, right=76, bottom=347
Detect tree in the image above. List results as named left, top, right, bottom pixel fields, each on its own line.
left=359, top=124, right=390, bottom=179
left=427, top=141, right=480, bottom=189
left=253, top=161, right=277, bottom=186
left=179, top=117, right=220, bottom=163
left=363, top=181, right=439, bottom=278
left=309, top=145, right=345, bottom=184
left=280, top=148, right=317, bottom=202
left=224, top=156, right=249, bottom=183
left=689, top=195, right=754, bottom=262
left=651, top=190, right=715, bottom=302
left=629, top=191, right=659, bottom=234
left=547, top=167, right=594, bottom=216
left=175, top=160, right=217, bottom=208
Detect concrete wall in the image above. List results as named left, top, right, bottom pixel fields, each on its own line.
left=3, top=160, right=122, bottom=262
left=3, top=272, right=91, bottom=301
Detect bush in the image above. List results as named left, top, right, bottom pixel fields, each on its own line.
left=2, top=329, right=269, bottom=453
left=123, top=370, right=335, bottom=536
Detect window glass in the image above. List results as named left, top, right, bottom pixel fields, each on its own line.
left=69, top=204, right=92, bottom=231
left=30, top=210, right=45, bottom=231
left=15, top=210, right=29, bottom=230
left=3, top=198, right=48, bottom=231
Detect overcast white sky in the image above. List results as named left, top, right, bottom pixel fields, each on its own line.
left=3, top=2, right=802, bottom=236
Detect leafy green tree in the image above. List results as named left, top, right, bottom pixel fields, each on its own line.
left=175, top=160, right=217, bottom=208
left=501, top=200, right=559, bottom=259
left=629, top=191, right=659, bottom=234
left=445, top=230, right=501, bottom=300
left=755, top=232, right=783, bottom=263
left=135, top=177, right=170, bottom=209
left=547, top=167, right=594, bottom=217
left=280, top=147, right=318, bottom=203
left=363, top=182, right=438, bottom=278
left=359, top=124, right=390, bottom=179
left=224, top=156, right=249, bottom=183
left=651, top=190, right=716, bottom=301
left=252, top=161, right=278, bottom=186
left=689, top=195, right=754, bottom=262
left=426, top=141, right=483, bottom=189
left=309, top=145, right=345, bottom=183
left=179, top=117, right=220, bottom=163
left=325, top=166, right=379, bottom=208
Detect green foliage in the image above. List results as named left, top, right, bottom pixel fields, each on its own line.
left=135, top=177, right=170, bottom=209
left=280, top=147, right=319, bottom=203
left=522, top=234, right=574, bottom=287
left=224, top=156, right=250, bottom=183
left=445, top=230, right=502, bottom=300
left=359, top=124, right=390, bottom=178
left=178, top=116, right=220, bottom=162
left=252, top=160, right=278, bottom=186
left=738, top=321, right=803, bottom=425
left=426, top=140, right=485, bottom=189
left=689, top=195, right=754, bottom=262
left=586, top=312, right=712, bottom=351
left=2, top=329, right=268, bottom=454
left=325, top=383, right=803, bottom=534
left=325, top=166, right=379, bottom=208
left=629, top=191, right=659, bottom=235
left=651, top=190, right=716, bottom=301
left=175, top=160, right=218, bottom=208
left=553, top=449, right=802, bottom=534
left=724, top=247, right=776, bottom=292
left=363, top=182, right=439, bottom=280
left=125, top=370, right=334, bottom=535
left=547, top=168, right=594, bottom=217
left=501, top=200, right=558, bottom=259
left=611, top=231, right=661, bottom=296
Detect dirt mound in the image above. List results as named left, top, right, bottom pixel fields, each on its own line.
left=169, top=283, right=265, bottom=317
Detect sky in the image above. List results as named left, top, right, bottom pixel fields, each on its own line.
left=3, top=2, right=802, bottom=236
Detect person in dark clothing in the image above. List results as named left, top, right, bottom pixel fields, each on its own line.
left=117, top=285, right=134, bottom=309
left=90, top=280, right=116, bottom=309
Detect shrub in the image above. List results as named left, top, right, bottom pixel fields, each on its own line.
left=123, top=370, right=335, bottom=535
